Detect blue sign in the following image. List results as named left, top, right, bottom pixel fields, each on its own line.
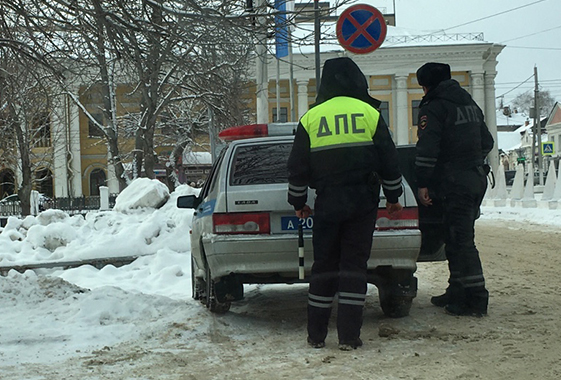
left=275, top=0, right=289, bottom=58
left=542, top=142, right=555, bottom=156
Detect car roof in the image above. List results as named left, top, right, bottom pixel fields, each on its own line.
left=227, top=135, right=295, bottom=147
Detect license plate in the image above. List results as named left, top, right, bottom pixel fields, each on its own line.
left=281, top=216, right=314, bottom=231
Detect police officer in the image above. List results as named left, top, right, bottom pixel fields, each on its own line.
left=287, top=57, right=403, bottom=350
left=415, top=62, right=494, bottom=317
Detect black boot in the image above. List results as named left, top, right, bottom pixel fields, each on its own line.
left=445, top=289, right=488, bottom=317
left=444, top=303, right=487, bottom=317
left=307, top=336, right=326, bottom=349
left=338, top=338, right=363, bottom=351
left=430, top=292, right=450, bottom=307
left=431, top=284, right=463, bottom=308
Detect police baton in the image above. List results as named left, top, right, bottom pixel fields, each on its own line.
left=298, top=221, right=305, bottom=280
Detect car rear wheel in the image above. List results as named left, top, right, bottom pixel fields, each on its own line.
left=379, top=290, right=414, bottom=318
left=377, top=269, right=417, bottom=318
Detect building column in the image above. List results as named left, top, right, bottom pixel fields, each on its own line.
left=484, top=72, right=500, bottom=173
left=395, top=75, right=409, bottom=145
left=67, top=91, right=83, bottom=197
left=52, top=96, right=69, bottom=198
left=471, top=72, right=485, bottom=110
left=106, top=150, right=119, bottom=194
left=297, top=79, right=309, bottom=119
left=52, top=89, right=84, bottom=198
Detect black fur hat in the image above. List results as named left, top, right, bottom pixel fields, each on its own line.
left=416, top=62, right=451, bottom=88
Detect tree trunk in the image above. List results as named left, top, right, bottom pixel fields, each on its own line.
left=12, top=115, right=32, bottom=216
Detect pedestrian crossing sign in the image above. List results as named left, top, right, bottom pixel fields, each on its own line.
left=542, top=142, right=554, bottom=156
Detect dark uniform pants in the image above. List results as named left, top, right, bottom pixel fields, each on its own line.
left=442, top=166, right=489, bottom=312
left=307, top=184, right=378, bottom=343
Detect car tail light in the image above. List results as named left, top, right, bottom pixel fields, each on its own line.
left=213, top=212, right=271, bottom=234
left=376, top=207, right=419, bottom=230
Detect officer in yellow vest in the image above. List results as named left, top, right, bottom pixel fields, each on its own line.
left=287, top=57, right=403, bottom=350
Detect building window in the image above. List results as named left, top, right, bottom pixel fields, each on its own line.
left=32, top=111, right=51, bottom=147
left=89, top=168, right=107, bottom=196
left=0, top=169, right=16, bottom=199
left=273, top=107, right=288, bottom=122
left=411, top=100, right=422, bottom=126
left=88, top=113, right=105, bottom=138
left=34, top=168, right=53, bottom=197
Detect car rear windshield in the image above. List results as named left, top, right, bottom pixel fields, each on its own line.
left=230, top=143, right=292, bottom=185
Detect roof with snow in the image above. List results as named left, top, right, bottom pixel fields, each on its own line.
left=182, top=151, right=212, bottom=165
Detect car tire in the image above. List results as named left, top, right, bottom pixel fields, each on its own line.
left=377, top=269, right=417, bottom=318
left=378, top=290, right=414, bottom=318
left=204, top=259, right=231, bottom=314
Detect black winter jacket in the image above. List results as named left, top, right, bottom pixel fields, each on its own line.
left=287, top=58, right=403, bottom=211
left=415, top=79, right=494, bottom=188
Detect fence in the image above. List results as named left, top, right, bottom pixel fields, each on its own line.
left=0, top=194, right=118, bottom=218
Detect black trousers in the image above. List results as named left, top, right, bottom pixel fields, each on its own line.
left=441, top=167, right=489, bottom=311
left=307, top=184, right=378, bottom=343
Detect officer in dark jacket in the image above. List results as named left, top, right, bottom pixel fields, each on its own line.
left=287, top=57, right=403, bottom=350
left=415, top=62, right=494, bottom=317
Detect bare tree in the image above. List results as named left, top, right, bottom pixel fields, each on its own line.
left=95, top=0, right=254, bottom=179
left=0, top=49, right=59, bottom=215
left=512, top=89, right=556, bottom=116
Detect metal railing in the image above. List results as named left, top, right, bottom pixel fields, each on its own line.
left=0, top=202, right=21, bottom=216
left=0, top=195, right=118, bottom=217
left=384, top=32, right=485, bottom=45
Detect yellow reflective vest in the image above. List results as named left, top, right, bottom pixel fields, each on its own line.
left=300, top=96, right=380, bottom=152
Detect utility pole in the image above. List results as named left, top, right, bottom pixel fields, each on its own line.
left=255, top=0, right=269, bottom=124
left=314, top=0, right=321, bottom=93
left=534, top=66, right=543, bottom=185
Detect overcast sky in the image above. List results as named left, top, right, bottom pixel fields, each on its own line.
left=356, top=0, right=561, bottom=107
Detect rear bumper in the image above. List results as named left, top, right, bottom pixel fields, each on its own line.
left=199, top=229, right=421, bottom=281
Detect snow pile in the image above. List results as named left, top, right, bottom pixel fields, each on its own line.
left=0, top=180, right=199, bottom=266
left=0, top=269, right=199, bottom=365
left=113, top=177, right=170, bottom=211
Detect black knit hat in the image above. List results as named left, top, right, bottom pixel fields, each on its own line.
left=416, top=62, right=451, bottom=88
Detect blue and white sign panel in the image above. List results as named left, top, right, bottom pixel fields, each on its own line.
left=542, top=141, right=555, bottom=156
left=275, top=0, right=289, bottom=58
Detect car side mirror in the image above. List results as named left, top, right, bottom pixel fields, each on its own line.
left=177, top=195, right=202, bottom=209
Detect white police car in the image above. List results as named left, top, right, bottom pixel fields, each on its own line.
left=178, top=123, right=426, bottom=316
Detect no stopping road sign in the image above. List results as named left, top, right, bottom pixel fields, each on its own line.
left=336, top=4, right=387, bottom=54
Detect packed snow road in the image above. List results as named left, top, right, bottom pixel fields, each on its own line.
left=2, top=219, right=561, bottom=380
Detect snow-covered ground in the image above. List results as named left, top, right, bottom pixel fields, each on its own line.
left=1, top=178, right=560, bottom=369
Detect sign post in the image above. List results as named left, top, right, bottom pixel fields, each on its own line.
left=336, top=4, right=387, bottom=54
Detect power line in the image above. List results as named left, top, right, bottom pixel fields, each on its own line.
left=440, top=0, right=549, bottom=32
left=500, top=25, right=561, bottom=44
left=506, top=45, right=561, bottom=51
left=496, top=74, right=534, bottom=98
